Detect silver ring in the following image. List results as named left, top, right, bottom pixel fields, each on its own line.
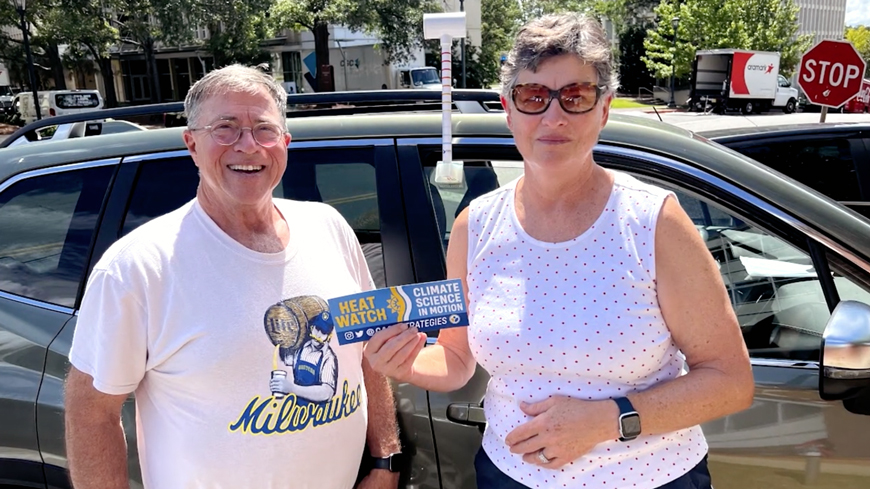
left=536, top=449, right=551, bottom=464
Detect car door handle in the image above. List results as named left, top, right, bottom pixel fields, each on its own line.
left=447, top=403, right=487, bottom=426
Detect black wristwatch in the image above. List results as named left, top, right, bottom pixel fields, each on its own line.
left=614, top=397, right=642, bottom=442
left=372, top=452, right=404, bottom=473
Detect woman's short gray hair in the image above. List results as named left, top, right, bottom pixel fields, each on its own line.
left=184, top=64, right=287, bottom=128
left=500, top=13, right=619, bottom=99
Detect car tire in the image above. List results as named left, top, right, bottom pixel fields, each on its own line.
left=741, top=102, right=754, bottom=115
left=783, top=98, right=796, bottom=114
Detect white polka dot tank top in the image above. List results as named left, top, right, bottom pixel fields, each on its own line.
left=466, top=170, right=708, bottom=488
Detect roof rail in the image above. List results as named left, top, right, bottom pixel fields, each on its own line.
left=1, top=89, right=502, bottom=149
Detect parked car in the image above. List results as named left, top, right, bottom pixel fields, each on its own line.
left=1, top=92, right=870, bottom=489
left=3, top=119, right=147, bottom=147
left=702, top=123, right=870, bottom=219
left=13, top=89, right=104, bottom=124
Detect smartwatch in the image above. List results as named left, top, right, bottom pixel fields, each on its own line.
left=614, top=397, right=641, bottom=442
left=372, top=452, right=404, bottom=473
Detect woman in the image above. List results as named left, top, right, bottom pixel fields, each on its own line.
left=365, top=13, right=754, bottom=489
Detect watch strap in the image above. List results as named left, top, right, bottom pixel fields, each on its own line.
left=372, top=453, right=402, bottom=473
left=614, top=396, right=636, bottom=415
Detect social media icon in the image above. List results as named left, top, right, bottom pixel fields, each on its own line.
left=449, top=314, right=460, bottom=324
left=344, top=332, right=355, bottom=341
left=355, top=330, right=364, bottom=338
left=366, top=328, right=375, bottom=337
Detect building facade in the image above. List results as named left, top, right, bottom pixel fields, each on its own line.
left=795, top=0, right=848, bottom=45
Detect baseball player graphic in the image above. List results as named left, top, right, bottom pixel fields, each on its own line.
left=270, top=311, right=338, bottom=402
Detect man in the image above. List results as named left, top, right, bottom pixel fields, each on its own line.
left=64, top=65, right=401, bottom=489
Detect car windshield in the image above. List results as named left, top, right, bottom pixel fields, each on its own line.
left=412, top=69, right=439, bottom=86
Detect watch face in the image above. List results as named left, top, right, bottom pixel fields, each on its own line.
left=620, top=413, right=642, bottom=438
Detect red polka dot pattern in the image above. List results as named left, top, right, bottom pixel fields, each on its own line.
left=465, top=172, right=708, bottom=488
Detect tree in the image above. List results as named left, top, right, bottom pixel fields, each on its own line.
left=272, top=0, right=439, bottom=92
left=40, top=0, right=119, bottom=105
left=845, top=25, right=870, bottom=77
left=477, top=0, right=522, bottom=88
left=643, top=0, right=812, bottom=80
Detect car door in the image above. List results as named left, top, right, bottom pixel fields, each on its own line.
left=407, top=138, right=870, bottom=489
left=0, top=160, right=116, bottom=488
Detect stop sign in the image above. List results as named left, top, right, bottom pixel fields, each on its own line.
left=798, top=40, right=867, bottom=108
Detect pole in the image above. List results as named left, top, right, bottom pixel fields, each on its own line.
left=18, top=7, right=41, bottom=120
left=819, top=106, right=827, bottom=123
left=668, top=26, right=677, bottom=108
left=460, top=0, right=466, bottom=88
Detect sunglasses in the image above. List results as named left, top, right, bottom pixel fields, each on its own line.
left=189, top=120, right=286, bottom=148
left=511, top=82, right=605, bottom=114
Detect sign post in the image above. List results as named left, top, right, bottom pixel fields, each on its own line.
left=797, top=40, right=867, bottom=122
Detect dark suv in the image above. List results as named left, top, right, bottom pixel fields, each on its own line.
left=702, top=123, right=870, bottom=219
left=2, top=93, right=870, bottom=489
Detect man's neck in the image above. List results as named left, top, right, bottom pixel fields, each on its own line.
left=197, top=192, right=289, bottom=253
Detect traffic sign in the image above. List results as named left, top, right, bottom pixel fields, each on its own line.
left=798, top=40, right=867, bottom=109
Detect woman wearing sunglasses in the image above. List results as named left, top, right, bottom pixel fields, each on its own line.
left=365, top=13, right=753, bottom=489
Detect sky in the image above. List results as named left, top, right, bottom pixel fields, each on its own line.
left=846, top=0, right=870, bottom=27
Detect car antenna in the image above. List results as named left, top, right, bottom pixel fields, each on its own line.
left=652, top=106, right=664, bottom=122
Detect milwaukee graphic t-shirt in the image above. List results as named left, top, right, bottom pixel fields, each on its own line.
left=69, top=199, right=374, bottom=489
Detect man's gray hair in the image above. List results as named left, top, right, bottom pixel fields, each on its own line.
left=499, top=13, right=619, bottom=99
left=184, top=64, right=287, bottom=128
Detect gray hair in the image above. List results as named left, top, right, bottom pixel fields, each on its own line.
left=184, top=64, right=287, bottom=128
left=499, top=13, right=619, bottom=99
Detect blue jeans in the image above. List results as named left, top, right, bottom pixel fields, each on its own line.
left=474, top=447, right=712, bottom=489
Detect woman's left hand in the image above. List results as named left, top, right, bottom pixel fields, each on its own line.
left=504, top=396, right=617, bottom=469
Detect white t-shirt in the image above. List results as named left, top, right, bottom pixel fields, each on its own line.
left=69, top=199, right=374, bottom=489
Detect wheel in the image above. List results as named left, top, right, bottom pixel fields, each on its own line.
left=741, top=102, right=754, bottom=115
left=783, top=98, right=796, bottom=114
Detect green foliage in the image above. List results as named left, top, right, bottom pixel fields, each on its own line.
left=201, top=0, right=274, bottom=67
left=845, top=25, right=870, bottom=77
left=643, top=0, right=812, bottom=80
left=272, top=0, right=439, bottom=66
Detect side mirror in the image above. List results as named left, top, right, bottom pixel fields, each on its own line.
left=820, top=300, right=870, bottom=414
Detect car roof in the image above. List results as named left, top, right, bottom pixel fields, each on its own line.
left=699, top=122, right=870, bottom=142
left=2, top=111, right=869, bottom=262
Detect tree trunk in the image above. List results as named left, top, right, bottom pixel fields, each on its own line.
left=47, top=42, right=67, bottom=90
left=100, top=58, right=118, bottom=108
left=144, top=38, right=161, bottom=103
left=313, top=21, right=330, bottom=92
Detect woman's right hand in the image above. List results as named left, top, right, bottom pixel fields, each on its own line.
left=363, top=323, right=427, bottom=383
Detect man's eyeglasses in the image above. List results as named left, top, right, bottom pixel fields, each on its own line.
left=189, top=120, right=286, bottom=148
left=511, top=82, right=604, bottom=115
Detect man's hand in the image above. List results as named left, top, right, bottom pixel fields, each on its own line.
left=356, top=469, right=400, bottom=489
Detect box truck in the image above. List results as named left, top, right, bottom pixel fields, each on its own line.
left=688, top=49, right=799, bottom=114
left=330, top=45, right=441, bottom=91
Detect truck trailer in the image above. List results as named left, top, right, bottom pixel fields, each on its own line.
left=688, top=49, right=799, bottom=114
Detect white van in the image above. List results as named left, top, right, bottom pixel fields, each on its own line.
left=15, top=89, right=104, bottom=123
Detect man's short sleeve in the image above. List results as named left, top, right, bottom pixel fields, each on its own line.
left=68, top=269, right=148, bottom=395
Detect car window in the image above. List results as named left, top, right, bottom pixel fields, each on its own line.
left=0, top=166, right=114, bottom=307
left=122, top=156, right=200, bottom=236
left=423, top=154, right=870, bottom=362
left=425, top=161, right=523, bottom=248
left=732, top=138, right=862, bottom=202
left=122, top=150, right=386, bottom=288
left=282, top=149, right=384, bottom=287
left=666, top=187, right=870, bottom=362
